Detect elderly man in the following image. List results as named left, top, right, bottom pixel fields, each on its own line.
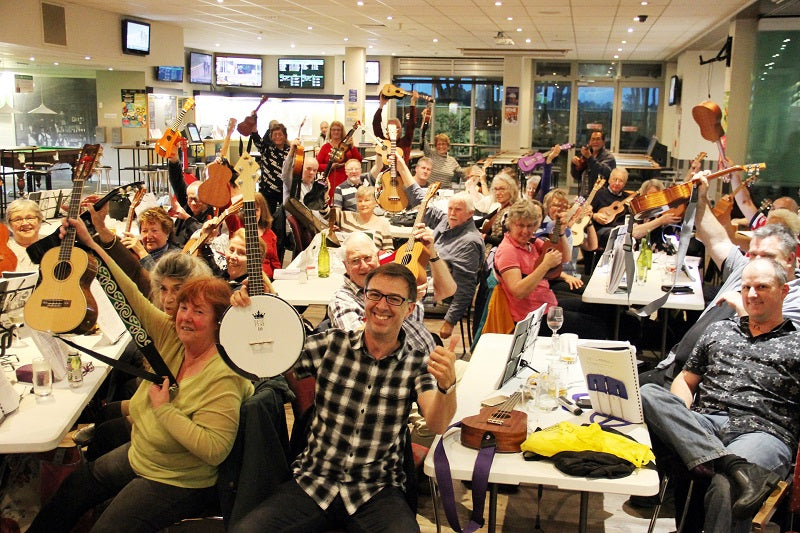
left=231, top=263, right=457, bottom=532
left=334, top=158, right=381, bottom=213
left=329, top=231, right=456, bottom=353
left=282, top=140, right=330, bottom=226
left=166, top=150, right=214, bottom=247
left=641, top=257, right=800, bottom=532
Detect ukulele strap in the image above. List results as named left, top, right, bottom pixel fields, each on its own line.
left=433, top=421, right=497, bottom=533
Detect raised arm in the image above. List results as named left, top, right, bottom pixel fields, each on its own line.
left=695, top=176, right=736, bottom=269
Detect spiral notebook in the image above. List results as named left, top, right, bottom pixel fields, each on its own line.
left=577, top=342, right=643, bottom=424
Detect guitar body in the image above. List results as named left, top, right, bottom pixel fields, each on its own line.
left=692, top=101, right=725, bottom=142
left=460, top=406, right=528, bottom=453
left=0, top=224, right=18, bottom=274
left=374, top=141, right=404, bottom=165
left=376, top=170, right=409, bottom=213
left=25, top=247, right=99, bottom=334
left=237, top=116, right=257, bottom=137
left=155, top=128, right=181, bottom=159
left=293, top=145, right=305, bottom=178
left=597, top=195, right=634, bottom=219
left=381, top=84, right=408, bottom=100
left=534, top=240, right=563, bottom=280
left=518, top=143, right=574, bottom=173
left=200, top=165, right=233, bottom=207
left=570, top=215, right=591, bottom=247
left=394, top=242, right=430, bottom=286
left=218, top=290, right=306, bottom=380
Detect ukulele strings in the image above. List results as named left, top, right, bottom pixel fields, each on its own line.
left=488, top=391, right=521, bottom=424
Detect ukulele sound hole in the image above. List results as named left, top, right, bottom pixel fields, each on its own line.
left=54, top=261, right=73, bottom=281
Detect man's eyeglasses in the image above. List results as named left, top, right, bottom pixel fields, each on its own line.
left=347, top=255, right=375, bottom=267
left=8, top=216, right=39, bottom=225
left=364, top=289, right=409, bottom=306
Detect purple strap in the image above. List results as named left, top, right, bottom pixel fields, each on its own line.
left=434, top=422, right=497, bottom=533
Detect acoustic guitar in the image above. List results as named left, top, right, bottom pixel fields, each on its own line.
left=0, top=225, right=18, bottom=274
left=376, top=124, right=409, bottom=213
left=218, top=153, right=305, bottom=380
left=570, top=177, right=605, bottom=247
left=533, top=216, right=564, bottom=280
left=517, top=143, right=573, bottom=173
left=361, top=126, right=405, bottom=166
left=182, top=199, right=243, bottom=256
left=237, top=95, right=268, bottom=137
left=629, top=163, right=766, bottom=220
left=460, top=392, right=528, bottom=453
left=25, top=144, right=101, bottom=335
left=380, top=84, right=434, bottom=102
left=292, top=117, right=307, bottom=179
left=155, top=98, right=196, bottom=159
left=394, top=183, right=440, bottom=285
left=198, top=118, right=237, bottom=208
left=124, top=187, right=147, bottom=233
left=596, top=192, right=637, bottom=220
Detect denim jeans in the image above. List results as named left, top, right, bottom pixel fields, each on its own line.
left=641, top=383, right=792, bottom=533
left=28, top=443, right=217, bottom=533
left=231, top=478, right=419, bottom=533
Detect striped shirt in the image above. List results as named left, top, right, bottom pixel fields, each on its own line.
left=333, top=173, right=372, bottom=212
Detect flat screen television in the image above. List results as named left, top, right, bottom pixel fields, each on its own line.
left=156, top=66, right=184, bottom=83
left=365, top=60, right=380, bottom=84
left=668, top=75, right=682, bottom=106
left=278, top=58, right=325, bottom=89
left=215, top=54, right=263, bottom=87
left=122, top=19, right=150, bottom=56
left=188, top=52, right=213, bottom=84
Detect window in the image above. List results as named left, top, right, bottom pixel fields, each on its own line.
left=619, top=87, right=660, bottom=152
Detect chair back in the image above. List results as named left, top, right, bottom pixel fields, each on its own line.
left=286, top=213, right=314, bottom=257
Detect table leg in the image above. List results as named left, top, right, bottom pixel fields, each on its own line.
left=489, top=483, right=498, bottom=533
left=579, top=491, right=589, bottom=533
left=428, top=477, right=442, bottom=533
left=613, top=307, right=620, bottom=340
left=660, top=309, right=668, bottom=358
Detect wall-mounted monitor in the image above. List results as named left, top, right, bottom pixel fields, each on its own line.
left=121, top=18, right=150, bottom=56
left=365, top=61, right=380, bottom=85
left=156, top=66, right=184, bottom=83
left=278, top=58, right=325, bottom=89
left=215, top=54, right=263, bottom=87
left=188, top=52, right=213, bottom=84
left=668, top=75, right=682, bottom=106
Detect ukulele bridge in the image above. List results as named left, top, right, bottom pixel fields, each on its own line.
left=487, top=418, right=506, bottom=426
left=40, top=299, right=72, bottom=308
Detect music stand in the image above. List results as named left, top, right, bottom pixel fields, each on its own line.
left=0, top=272, right=37, bottom=358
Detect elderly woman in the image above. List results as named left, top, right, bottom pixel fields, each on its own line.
left=479, top=171, right=520, bottom=247
left=4, top=198, right=43, bottom=271
left=30, top=218, right=253, bottom=533
left=336, top=185, right=393, bottom=251
left=494, top=199, right=606, bottom=338
left=122, top=207, right=181, bottom=271
left=317, top=120, right=362, bottom=205
left=422, top=132, right=465, bottom=187
left=631, top=178, right=683, bottom=246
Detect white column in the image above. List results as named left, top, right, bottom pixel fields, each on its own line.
left=500, top=56, right=533, bottom=152
left=343, top=47, right=366, bottom=129
left=725, top=17, right=757, bottom=165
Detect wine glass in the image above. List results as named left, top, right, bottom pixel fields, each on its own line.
left=546, top=306, right=564, bottom=355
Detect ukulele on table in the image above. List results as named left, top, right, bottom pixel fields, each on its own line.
left=155, top=98, right=195, bottom=159
left=198, top=118, right=237, bottom=208
left=375, top=124, right=409, bottom=213
left=25, top=144, right=101, bottom=335
left=460, top=392, right=528, bottom=453
left=394, top=183, right=440, bottom=285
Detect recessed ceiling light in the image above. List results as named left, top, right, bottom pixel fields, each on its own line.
left=308, top=26, right=313, bottom=30
left=516, top=27, right=522, bottom=32
left=627, top=28, right=634, bottom=32
left=641, top=0, right=648, bottom=4
left=525, top=38, right=531, bottom=43
left=633, top=16, right=640, bottom=21
left=391, top=52, right=396, bottom=56
left=108, top=67, right=114, bottom=71
left=29, top=57, right=35, bottom=61
left=215, top=43, right=220, bottom=46
left=507, top=16, right=513, bottom=21
left=84, top=56, right=91, bottom=60
left=618, top=48, right=622, bottom=51
left=217, top=0, right=223, bottom=3
left=257, top=36, right=262, bottom=40
left=290, top=44, right=295, bottom=48
left=357, top=1, right=363, bottom=5
left=495, top=1, right=502, bottom=5
left=622, top=40, right=627, bottom=44
left=386, top=15, right=393, bottom=20
left=368, top=45, right=373, bottom=48
left=344, top=37, right=349, bottom=41
left=613, top=55, right=619, bottom=59
left=433, top=38, right=438, bottom=43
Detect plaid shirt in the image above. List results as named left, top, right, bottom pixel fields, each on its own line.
left=328, top=275, right=437, bottom=354
left=292, top=328, right=436, bottom=513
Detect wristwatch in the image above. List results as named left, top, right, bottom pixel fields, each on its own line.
left=437, top=381, right=456, bottom=395
left=430, top=255, right=441, bottom=263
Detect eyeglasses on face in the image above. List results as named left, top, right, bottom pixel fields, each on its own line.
left=9, top=216, right=39, bottom=225
left=364, top=288, right=409, bottom=306
left=347, top=255, right=375, bottom=267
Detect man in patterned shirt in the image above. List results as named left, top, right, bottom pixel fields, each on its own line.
left=641, top=257, right=800, bottom=532
left=328, top=231, right=456, bottom=354
left=232, top=263, right=458, bottom=531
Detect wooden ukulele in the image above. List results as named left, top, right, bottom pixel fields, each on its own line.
left=124, top=187, right=147, bottom=233
left=25, top=144, right=101, bottom=334
left=376, top=124, right=409, bottom=213
left=460, top=392, right=528, bottom=453
left=380, top=83, right=434, bottom=102
left=179, top=137, right=197, bottom=185
left=712, top=175, right=758, bottom=219
left=533, top=216, right=565, bottom=280
left=570, top=178, right=605, bottom=246
left=361, top=126, right=405, bottom=166
left=155, top=98, right=195, bottom=159
left=237, top=95, right=268, bottom=137
left=517, top=143, right=573, bottom=173
left=658, top=151, right=708, bottom=219
left=182, top=198, right=243, bottom=256
left=198, top=118, right=237, bottom=208
left=394, top=183, right=440, bottom=285
left=629, top=163, right=766, bottom=220
left=0, top=225, right=18, bottom=274
left=596, top=191, right=637, bottom=220
left=292, top=117, right=307, bottom=179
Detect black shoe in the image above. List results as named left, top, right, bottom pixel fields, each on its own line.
left=729, top=463, right=781, bottom=519
left=627, top=494, right=663, bottom=509
left=73, top=424, right=95, bottom=447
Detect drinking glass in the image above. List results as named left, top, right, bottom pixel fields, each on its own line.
left=546, top=306, right=564, bottom=354
left=32, top=357, right=52, bottom=397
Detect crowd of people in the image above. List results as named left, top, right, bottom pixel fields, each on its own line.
left=6, top=92, right=800, bottom=532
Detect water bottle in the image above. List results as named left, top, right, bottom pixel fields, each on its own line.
left=318, top=231, right=330, bottom=278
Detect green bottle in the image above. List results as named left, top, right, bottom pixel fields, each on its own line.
left=318, top=231, right=330, bottom=278
left=636, top=236, right=650, bottom=283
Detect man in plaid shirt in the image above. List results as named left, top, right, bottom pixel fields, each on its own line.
left=231, top=263, right=457, bottom=531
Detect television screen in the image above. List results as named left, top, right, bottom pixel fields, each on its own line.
left=189, top=52, right=213, bottom=84
left=215, top=55, right=263, bottom=87
left=668, top=75, right=681, bottom=106
left=156, top=66, right=184, bottom=83
left=278, top=58, right=325, bottom=89
left=365, top=61, right=380, bottom=84
left=122, top=19, right=150, bottom=56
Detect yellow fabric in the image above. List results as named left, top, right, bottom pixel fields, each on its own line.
left=520, top=422, right=655, bottom=468
left=482, top=285, right=515, bottom=335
